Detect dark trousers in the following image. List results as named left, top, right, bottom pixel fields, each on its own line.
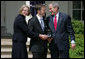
left=12, top=41, right=28, bottom=58
left=32, top=52, right=47, bottom=58
left=49, top=40, right=69, bottom=58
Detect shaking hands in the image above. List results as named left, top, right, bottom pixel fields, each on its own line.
left=39, top=34, right=48, bottom=40
left=39, top=34, right=53, bottom=43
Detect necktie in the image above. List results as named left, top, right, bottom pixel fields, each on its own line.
left=54, top=15, right=57, bottom=31
left=40, top=19, right=44, bottom=31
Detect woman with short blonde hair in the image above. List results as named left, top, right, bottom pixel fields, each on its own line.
left=19, top=5, right=30, bottom=16
left=12, top=5, right=41, bottom=58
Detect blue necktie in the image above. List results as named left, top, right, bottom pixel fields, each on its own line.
left=40, top=19, right=44, bottom=31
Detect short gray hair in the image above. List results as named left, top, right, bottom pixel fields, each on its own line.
left=49, top=2, right=59, bottom=9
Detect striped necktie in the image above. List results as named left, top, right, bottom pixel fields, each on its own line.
left=40, top=19, right=44, bottom=31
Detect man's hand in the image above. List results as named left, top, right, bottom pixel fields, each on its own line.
left=47, top=38, right=53, bottom=43
left=39, top=34, right=48, bottom=40
left=71, top=43, right=76, bottom=50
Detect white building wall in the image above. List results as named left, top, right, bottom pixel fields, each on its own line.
left=1, top=1, right=5, bottom=26
left=5, top=1, right=25, bottom=35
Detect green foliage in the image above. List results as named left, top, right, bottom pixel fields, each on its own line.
left=69, top=34, right=84, bottom=58
left=71, top=19, right=84, bottom=34
left=69, top=20, right=84, bottom=58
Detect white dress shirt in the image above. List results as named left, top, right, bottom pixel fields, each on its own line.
left=53, top=12, right=59, bottom=23
left=36, top=14, right=44, bottom=31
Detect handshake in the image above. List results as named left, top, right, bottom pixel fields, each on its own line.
left=39, top=34, right=53, bottom=43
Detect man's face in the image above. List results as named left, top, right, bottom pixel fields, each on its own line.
left=49, top=4, right=58, bottom=15
left=40, top=7, right=46, bottom=16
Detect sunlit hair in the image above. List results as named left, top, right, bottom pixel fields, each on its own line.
left=19, top=5, right=30, bottom=16
left=49, top=2, right=59, bottom=10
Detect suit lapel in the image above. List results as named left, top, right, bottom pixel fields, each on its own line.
left=35, top=16, right=43, bottom=32
left=49, top=15, right=55, bottom=33
left=35, top=16, right=46, bottom=32
left=56, top=12, right=63, bottom=32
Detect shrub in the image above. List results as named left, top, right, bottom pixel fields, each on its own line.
left=71, top=19, right=84, bottom=34
left=69, top=19, right=84, bottom=58
left=69, top=34, right=84, bottom=58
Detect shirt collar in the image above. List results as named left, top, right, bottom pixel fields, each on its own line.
left=36, top=14, right=43, bottom=20
left=36, top=14, right=43, bottom=23
left=55, top=12, right=59, bottom=17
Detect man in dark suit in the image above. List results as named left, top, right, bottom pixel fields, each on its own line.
left=46, top=2, right=76, bottom=58
left=28, top=4, right=48, bottom=58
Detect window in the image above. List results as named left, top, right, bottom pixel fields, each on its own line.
left=72, top=1, right=84, bottom=20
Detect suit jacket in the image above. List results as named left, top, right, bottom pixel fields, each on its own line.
left=28, top=16, right=48, bottom=52
left=46, top=12, right=75, bottom=50
left=13, top=14, right=39, bottom=42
